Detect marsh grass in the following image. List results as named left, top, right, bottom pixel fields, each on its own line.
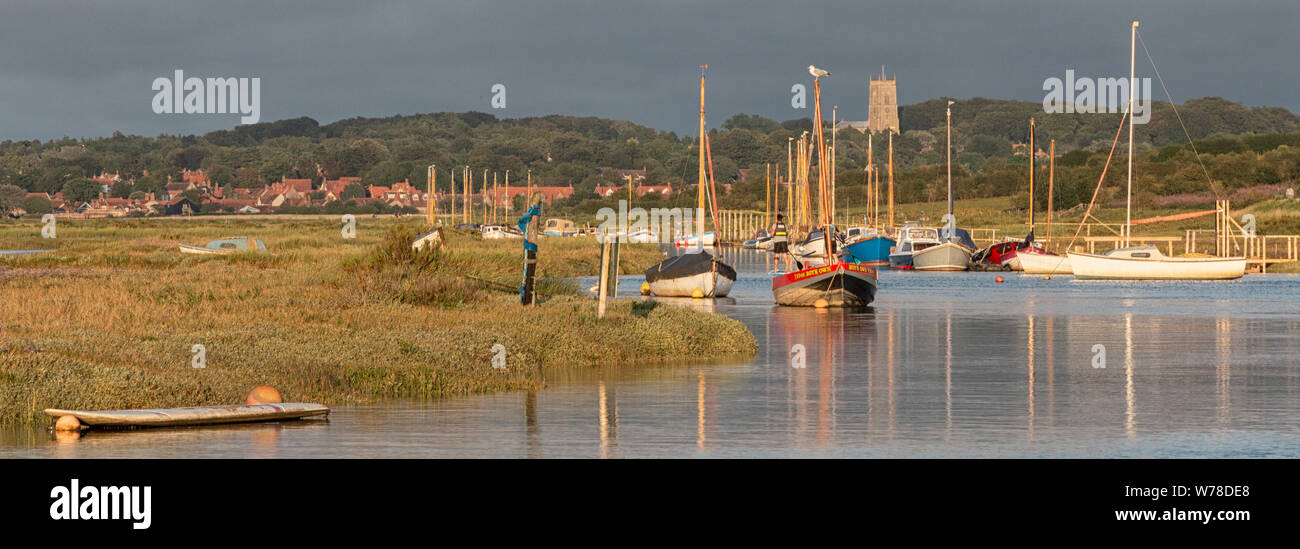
left=0, top=216, right=754, bottom=424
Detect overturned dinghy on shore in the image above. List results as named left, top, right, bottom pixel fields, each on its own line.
left=45, top=403, right=329, bottom=429
left=644, top=250, right=736, bottom=298
left=179, top=236, right=267, bottom=255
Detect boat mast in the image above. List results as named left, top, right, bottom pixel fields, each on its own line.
left=831, top=105, right=837, bottom=225
left=1126, top=21, right=1138, bottom=247
left=697, top=65, right=707, bottom=249
left=1047, top=139, right=1055, bottom=250
left=1029, top=117, right=1035, bottom=232
left=888, top=130, right=895, bottom=232
left=866, top=133, right=873, bottom=227
left=946, top=100, right=954, bottom=220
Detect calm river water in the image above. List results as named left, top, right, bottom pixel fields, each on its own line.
left=4, top=248, right=1298, bottom=458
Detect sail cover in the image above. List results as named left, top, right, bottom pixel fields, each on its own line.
left=644, top=251, right=737, bottom=283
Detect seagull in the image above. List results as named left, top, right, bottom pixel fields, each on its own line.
left=808, top=65, right=831, bottom=78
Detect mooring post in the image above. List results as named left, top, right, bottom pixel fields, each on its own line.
left=597, top=234, right=610, bottom=318
left=518, top=199, right=542, bottom=305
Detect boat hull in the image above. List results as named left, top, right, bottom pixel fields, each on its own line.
left=178, top=244, right=232, bottom=255
left=912, top=242, right=972, bottom=271
left=1018, top=252, right=1073, bottom=274
left=772, top=262, right=878, bottom=307
left=644, top=251, right=736, bottom=297
left=1067, top=251, right=1246, bottom=280
left=842, top=235, right=896, bottom=266
left=44, top=403, right=330, bottom=428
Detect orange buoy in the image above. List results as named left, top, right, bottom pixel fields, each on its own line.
left=813, top=298, right=829, bottom=308
left=246, top=385, right=283, bottom=404
left=54, top=415, right=81, bottom=431
left=995, top=276, right=1004, bottom=283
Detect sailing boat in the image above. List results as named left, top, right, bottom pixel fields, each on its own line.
left=644, top=66, right=736, bottom=297
left=842, top=131, right=897, bottom=266
left=913, top=100, right=974, bottom=271
left=1066, top=21, right=1246, bottom=280
left=772, top=66, right=878, bottom=307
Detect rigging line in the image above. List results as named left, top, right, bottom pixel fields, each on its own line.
left=1061, top=105, right=1131, bottom=259
left=1137, top=30, right=1216, bottom=194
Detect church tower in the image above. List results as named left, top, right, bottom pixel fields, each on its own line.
left=868, top=67, right=899, bottom=134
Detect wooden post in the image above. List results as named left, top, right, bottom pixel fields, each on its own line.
left=434, top=163, right=444, bottom=223
left=597, top=236, right=610, bottom=318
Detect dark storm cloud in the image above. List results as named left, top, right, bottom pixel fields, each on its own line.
left=1, top=0, right=1295, bottom=140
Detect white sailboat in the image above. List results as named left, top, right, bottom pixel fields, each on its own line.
left=1066, top=21, right=1246, bottom=281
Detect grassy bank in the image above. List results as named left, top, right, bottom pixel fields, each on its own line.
left=0, top=217, right=756, bottom=424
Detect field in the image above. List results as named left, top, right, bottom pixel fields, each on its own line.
left=0, top=216, right=757, bottom=424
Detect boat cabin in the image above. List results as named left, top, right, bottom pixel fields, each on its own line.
left=543, top=218, right=576, bottom=237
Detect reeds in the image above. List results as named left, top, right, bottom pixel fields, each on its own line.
left=0, top=216, right=755, bottom=423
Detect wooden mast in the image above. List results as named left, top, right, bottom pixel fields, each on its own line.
left=1047, top=139, right=1055, bottom=251
left=888, top=130, right=895, bottom=232
left=812, top=72, right=831, bottom=262
left=866, top=133, right=873, bottom=228
left=1029, top=117, right=1036, bottom=232
left=696, top=65, right=707, bottom=248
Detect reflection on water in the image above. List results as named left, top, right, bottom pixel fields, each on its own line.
left=3, top=249, right=1298, bottom=458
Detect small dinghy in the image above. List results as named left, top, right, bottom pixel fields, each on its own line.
left=179, top=236, right=267, bottom=255
left=45, top=403, right=329, bottom=429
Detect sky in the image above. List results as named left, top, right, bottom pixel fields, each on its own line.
left=1, top=0, right=1296, bottom=141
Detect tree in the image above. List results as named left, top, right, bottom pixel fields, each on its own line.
left=110, top=180, right=134, bottom=198
left=22, top=194, right=52, bottom=214
left=0, top=184, right=25, bottom=213
left=341, top=182, right=367, bottom=200
left=61, top=179, right=101, bottom=203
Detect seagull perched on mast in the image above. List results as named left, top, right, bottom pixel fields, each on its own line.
left=808, top=65, right=831, bottom=78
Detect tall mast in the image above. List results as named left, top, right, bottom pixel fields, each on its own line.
left=1047, top=139, right=1055, bottom=250
left=867, top=133, right=873, bottom=227
left=812, top=76, right=829, bottom=227
left=888, top=130, right=895, bottom=232
left=946, top=100, right=954, bottom=218
left=697, top=65, right=707, bottom=247
left=1029, top=117, right=1036, bottom=231
left=1126, top=21, right=1138, bottom=247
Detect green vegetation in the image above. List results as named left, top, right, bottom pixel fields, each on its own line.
left=3, top=97, right=1296, bottom=223
left=0, top=217, right=756, bottom=424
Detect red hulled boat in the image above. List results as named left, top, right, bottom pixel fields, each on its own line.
left=772, top=261, right=878, bottom=307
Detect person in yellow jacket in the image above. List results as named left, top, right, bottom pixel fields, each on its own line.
left=770, top=213, right=792, bottom=273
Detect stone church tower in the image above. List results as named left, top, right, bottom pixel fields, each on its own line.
left=868, top=67, right=899, bottom=133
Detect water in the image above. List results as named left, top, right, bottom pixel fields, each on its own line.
left=4, top=249, right=1298, bottom=458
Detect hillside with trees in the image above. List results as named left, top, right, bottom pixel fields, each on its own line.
left=1, top=96, right=1297, bottom=218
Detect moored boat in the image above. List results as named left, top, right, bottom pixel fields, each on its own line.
left=841, top=229, right=896, bottom=266
left=1018, top=250, right=1073, bottom=274
left=1062, top=21, right=1245, bottom=281
left=772, top=261, right=877, bottom=307
left=1068, top=245, right=1245, bottom=280
left=644, top=65, right=734, bottom=297
left=888, top=225, right=940, bottom=269
left=644, top=250, right=736, bottom=297
left=912, top=227, right=974, bottom=271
